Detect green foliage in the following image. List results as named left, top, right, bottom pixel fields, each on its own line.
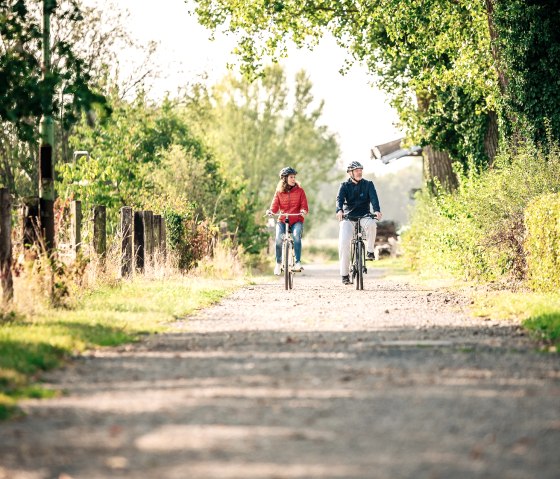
left=523, top=314, right=560, bottom=350
left=0, top=0, right=108, bottom=144
left=404, top=142, right=560, bottom=283
left=183, top=65, right=339, bottom=230
left=60, top=93, right=267, bottom=257
left=192, top=0, right=498, bottom=174
left=524, top=193, right=560, bottom=292
left=492, top=0, right=560, bottom=148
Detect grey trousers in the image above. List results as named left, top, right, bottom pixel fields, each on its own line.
left=338, top=217, right=377, bottom=276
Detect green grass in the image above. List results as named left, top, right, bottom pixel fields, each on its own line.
left=472, top=291, right=560, bottom=351
left=0, top=276, right=245, bottom=419
left=369, top=257, right=560, bottom=351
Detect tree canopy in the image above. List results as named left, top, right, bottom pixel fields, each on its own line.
left=192, top=0, right=498, bottom=178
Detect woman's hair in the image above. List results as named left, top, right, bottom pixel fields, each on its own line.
left=276, top=177, right=300, bottom=193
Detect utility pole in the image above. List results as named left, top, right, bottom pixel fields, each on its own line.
left=39, top=0, right=56, bottom=252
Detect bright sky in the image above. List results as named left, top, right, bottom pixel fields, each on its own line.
left=118, top=0, right=404, bottom=173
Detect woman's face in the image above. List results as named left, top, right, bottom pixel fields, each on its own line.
left=287, top=174, right=297, bottom=186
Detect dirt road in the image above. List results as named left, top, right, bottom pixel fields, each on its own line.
left=1, top=264, right=559, bottom=478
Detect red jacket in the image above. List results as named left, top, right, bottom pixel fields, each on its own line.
left=270, top=184, right=309, bottom=225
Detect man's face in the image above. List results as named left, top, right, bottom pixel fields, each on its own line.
left=287, top=174, right=297, bottom=186
left=351, top=168, right=363, bottom=181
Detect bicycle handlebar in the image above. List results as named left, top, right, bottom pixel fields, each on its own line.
left=343, top=213, right=378, bottom=221
left=265, top=212, right=305, bottom=217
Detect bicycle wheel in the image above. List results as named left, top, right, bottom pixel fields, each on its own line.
left=283, top=241, right=291, bottom=290
left=350, top=240, right=357, bottom=283
left=356, top=241, right=364, bottom=290
left=289, top=240, right=296, bottom=289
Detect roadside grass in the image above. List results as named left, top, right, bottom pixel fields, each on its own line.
left=472, top=291, right=560, bottom=351
left=367, top=257, right=560, bottom=351
left=0, top=275, right=246, bottom=420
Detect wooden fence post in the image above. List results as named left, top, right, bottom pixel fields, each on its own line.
left=0, top=188, right=13, bottom=302
left=93, top=205, right=106, bottom=260
left=143, top=210, right=154, bottom=268
left=120, top=207, right=132, bottom=277
left=219, top=220, right=228, bottom=241
left=134, top=210, right=144, bottom=272
left=160, top=216, right=166, bottom=260
left=70, top=200, right=82, bottom=256
left=153, top=214, right=161, bottom=262
left=21, top=197, right=39, bottom=248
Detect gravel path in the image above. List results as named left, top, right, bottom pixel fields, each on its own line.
left=1, top=264, right=559, bottom=479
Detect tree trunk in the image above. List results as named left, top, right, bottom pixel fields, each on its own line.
left=423, top=146, right=458, bottom=192
left=485, top=0, right=508, bottom=94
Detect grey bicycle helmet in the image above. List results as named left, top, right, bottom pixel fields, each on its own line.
left=347, top=161, right=364, bottom=172
left=279, top=166, right=297, bottom=178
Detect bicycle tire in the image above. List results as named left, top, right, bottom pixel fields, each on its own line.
left=283, top=241, right=290, bottom=290
left=350, top=240, right=357, bottom=283
left=359, top=241, right=365, bottom=289
left=288, top=241, right=295, bottom=289
left=356, top=241, right=364, bottom=290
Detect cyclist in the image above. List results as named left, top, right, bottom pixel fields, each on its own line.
left=267, top=166, right=309, bottom=275
left=336, top=161, right=382, bottom=285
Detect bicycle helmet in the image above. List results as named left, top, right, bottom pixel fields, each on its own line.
left=279, top=166, right=297, bottom=178
left=346, top=161, right=364, bottom=172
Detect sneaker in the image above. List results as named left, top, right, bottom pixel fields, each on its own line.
left=366, top=251, right=375, bottom=260
left=293, top=262, right=303, bottom=271
left=342, top=275, right=350, bottom=285
left=274, top=263, right=282, bottom=275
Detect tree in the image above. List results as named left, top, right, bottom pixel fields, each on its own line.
left=60, top=93, right=267, bottom=254
left=191, top=0, right=500, bottom=189
left=487, top=0, right=560, bottom=149
left=183, top=64, right=339, bottom=224
left=0, top=0, right=155, bottom=197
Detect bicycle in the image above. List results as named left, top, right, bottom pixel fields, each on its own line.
left=266, top=212, right=304, bottom=290
left=344, top=213, right=377, bottom=290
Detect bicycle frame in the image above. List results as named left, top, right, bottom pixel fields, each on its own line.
left=345, top=214, right=375, bottom=290
left=269, top=212, right=303, bottom=290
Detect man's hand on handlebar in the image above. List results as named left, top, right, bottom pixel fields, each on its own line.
left=300, top=209, right=307, bottom=217
left=374, top=211, right=382, bottom=220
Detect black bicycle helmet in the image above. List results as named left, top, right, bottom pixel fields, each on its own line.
left=347, top=161, right=364, bottom=172
left=279, top=166, right=297, bottom=178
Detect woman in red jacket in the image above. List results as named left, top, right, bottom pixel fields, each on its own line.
left=267, top=166, right=309, bottom=275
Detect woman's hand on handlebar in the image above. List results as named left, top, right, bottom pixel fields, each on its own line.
left=374, top=211, right=382, bottom=220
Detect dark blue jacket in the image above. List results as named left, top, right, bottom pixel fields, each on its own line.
left=336, top=178, right=381, bottom=216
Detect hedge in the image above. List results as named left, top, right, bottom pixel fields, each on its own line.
left=524, top=193, right=560, bottom=292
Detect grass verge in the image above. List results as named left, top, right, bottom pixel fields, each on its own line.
left=367, top=257, right=560, bottom=352
left=0, top=275, right=245, bottom=420
left=472, top=291, right=560, bottom=352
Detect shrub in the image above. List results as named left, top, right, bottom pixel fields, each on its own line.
left=524, top=193, right=560, bottom=292
left=404, top=142, right=560, bottom=284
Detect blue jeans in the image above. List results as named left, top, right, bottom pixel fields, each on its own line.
left=276, top=221, right=303, bottom=263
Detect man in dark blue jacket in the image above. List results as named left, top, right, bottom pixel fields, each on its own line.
left=336, top=161, right=383, bottom=285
